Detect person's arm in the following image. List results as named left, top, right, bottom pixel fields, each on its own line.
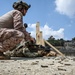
left=13, top=11, right=31, bottom=41
left=13, top=10, right=24, bottom=31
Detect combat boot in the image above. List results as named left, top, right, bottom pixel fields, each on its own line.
left=0, top=52, right=10, bottom=60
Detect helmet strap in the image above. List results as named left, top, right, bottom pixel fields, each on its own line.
left=21, top=9, right=25, bottom=16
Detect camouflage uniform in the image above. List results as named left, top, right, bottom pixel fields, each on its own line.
left=0, top=10, right=31, bottom=52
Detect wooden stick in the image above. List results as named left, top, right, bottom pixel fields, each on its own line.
left=44, top=40, right=65, bottom=57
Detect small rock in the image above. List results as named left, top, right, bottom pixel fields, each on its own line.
left=41, top=65, right=48, bottom=68
left=58, top=67, right=66, bottom=71
left=31, top=62, right=38, bottom=65
left=64, top=63, right=71, bottom=66
left=27, top=68, right=31, bottom=70
left=73, top=58, right=75, bottom=61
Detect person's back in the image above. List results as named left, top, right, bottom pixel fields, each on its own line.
left=0, top=10, right=22, bottom=29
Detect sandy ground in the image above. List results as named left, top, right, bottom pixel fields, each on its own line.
left=0, top=56, right=75, bottom=75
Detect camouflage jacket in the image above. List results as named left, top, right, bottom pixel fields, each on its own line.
left=0, top=9, right=31, bottom=41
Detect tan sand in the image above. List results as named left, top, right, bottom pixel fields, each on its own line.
left=0, top=56, right=75, bottom=75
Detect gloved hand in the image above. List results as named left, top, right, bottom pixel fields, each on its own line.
left=24, top=23, right=28, bottom=28
left=30, top=37, right=36, bottom=44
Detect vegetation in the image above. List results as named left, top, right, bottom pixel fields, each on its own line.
left=46, top=36, right=75, bottom=46
left=72, top=37, right=75, bottom=41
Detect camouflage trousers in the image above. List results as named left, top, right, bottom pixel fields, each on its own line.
left=0, top=28, right=24, bottom=52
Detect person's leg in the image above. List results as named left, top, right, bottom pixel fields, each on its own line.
left=0, top=28, right=24, bottom=59
left=2, top=29, right=24, bottom=52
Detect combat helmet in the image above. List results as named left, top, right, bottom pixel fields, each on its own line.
left=13, top=1, right=31, bottom=11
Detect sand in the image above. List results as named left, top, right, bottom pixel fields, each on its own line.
left=0, top=56, right=75, bottom=75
